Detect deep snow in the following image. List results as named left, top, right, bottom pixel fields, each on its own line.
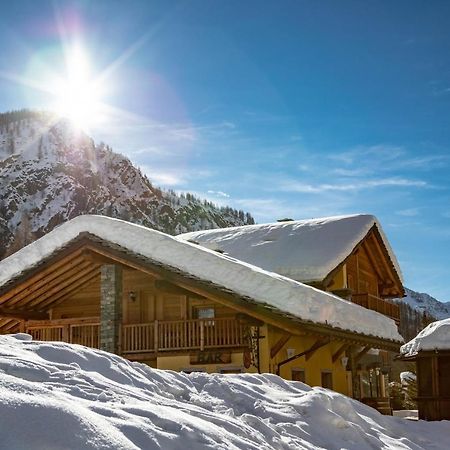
left=0, top=334, right=448, bottom=450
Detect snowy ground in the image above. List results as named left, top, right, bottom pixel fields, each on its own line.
left=0, top=334, right=448, bottom=450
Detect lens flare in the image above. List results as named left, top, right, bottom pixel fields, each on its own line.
left=52, top=45, right=104, bottom=130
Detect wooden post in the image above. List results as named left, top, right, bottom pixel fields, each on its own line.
left=154, top=320, right=159, bottom=352
left=200, top=320, right=205, bottom=351
left=378, top=372, right=386, bottom=398
left=63, top=324, right=70, bottom=343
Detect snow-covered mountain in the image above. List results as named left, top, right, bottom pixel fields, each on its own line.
left=401, top=287, right=450, bottom=320
left=0, top=110, right=254, bottom=257
left=394, top=287, right=450, bottom=341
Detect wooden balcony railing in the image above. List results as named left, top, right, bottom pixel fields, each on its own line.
left=25, top=317, right=248, bottom=354
left=26, top=317, right=100, bottom=348
left=351, top=293, right=400, bottom=322
left=122, top=318, right=247, bottom=354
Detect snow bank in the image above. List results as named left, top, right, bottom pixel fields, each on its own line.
left=179, top=214, right=403, bottom=283
left=400, top=318, right=450, bottom=357
left=0, top=215, right=402, bottom=342
left=0, top=334, right=447, bottom=450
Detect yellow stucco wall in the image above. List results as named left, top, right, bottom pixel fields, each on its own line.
left=148, top=324, right=351, bottom=397
left=266, top=327, right=351, bottom=396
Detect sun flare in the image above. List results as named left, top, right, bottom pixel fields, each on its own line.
left=52, top=46, right=104, bottom=130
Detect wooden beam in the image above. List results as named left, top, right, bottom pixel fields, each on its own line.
left=0, top=318, right=19, bottom=333
left=305, top=338, right=329, bottom=361
left=332, top=343, right=349, bottom=363
left=361, top=241, right=384, bottom=282
left=154, top=280, right=199, bottom=297
left=353, top=346, right=371, bottom=364
left=33, top=269, right=100, bottom=310
left=81, top=250, right=118, bottom=265
left=83, top=244, right=163, bottom=279
left=0, top=307, right=49, bottom=320
left=0, top=249, right=85, bottom=304
left=24, top=265, right=100, bottom=309
left=26, top=316, right=99, bottom=327
left=5, top=260, right=92, bottom=308
left=367, top=233, right=397, bottom=287
left=270, top=334, right=291, bottom=359
left=43, top=276, right=99, bottom=311
left=276, top=338, right=330, bottom=374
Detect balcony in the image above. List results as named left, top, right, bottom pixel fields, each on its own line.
left=351, top=293, right=400, bottom=322
left=25, top=317, right=248, bottom=355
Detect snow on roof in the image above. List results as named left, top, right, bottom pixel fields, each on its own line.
left=178, top=214, right=403, bottom=284
left=2, top=334, right=448, bottom=449
left=400, top=318, right=450, bottom=357
left=0, top=215, right=402, bottom=342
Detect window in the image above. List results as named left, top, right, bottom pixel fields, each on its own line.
left=321, top=371, right=333, bottom=389
left=195, top=307, right=215, bottom=320
left=292, top=369, right=306, bottom=383
left=194, top=306, right=215, bottom=326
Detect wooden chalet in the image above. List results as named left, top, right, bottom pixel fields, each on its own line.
left=400, top=319, right=450, bottom=420
left=180, top=214, right=405, bottom=411
left=0, top=215, right=402, bottom=406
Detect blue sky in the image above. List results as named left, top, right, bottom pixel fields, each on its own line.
left=0, top=1, right=449, bottom=301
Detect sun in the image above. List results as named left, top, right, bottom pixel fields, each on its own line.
left=52, top=45, right=105, bottom=131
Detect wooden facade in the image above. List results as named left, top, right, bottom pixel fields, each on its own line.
left=323, top=227, right=403, bottom=322
left=402, top=351, right=450, bottom=421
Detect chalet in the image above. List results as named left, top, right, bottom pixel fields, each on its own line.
left=180, top=214, right=405, bottom=410
left=0, top=215, right=402, bottom=408
left=400, top=319, right=450, bottom=420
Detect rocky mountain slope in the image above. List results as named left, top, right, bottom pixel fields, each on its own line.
left=0, top=110, right=254, bottom=257
left=401, top=287, right=450, bottom=320
left=395, top=287, right=450, bottom=341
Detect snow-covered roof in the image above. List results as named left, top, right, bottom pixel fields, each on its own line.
left=178, top=214, right=403, bottom=284
left=400, top=318, right=450, bottom=357
left=0, top=215, right=402, bottom=343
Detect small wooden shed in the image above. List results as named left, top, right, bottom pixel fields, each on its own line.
left=400, top=319, right=450, bottom=421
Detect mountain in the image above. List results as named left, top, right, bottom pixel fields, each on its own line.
left=394, top=287, right=450, bottom=341
left=0, top=110, right=254, bottom=257
left=401, top=287, right=450, bottom=320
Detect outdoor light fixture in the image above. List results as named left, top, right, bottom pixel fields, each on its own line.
left=128, top=291, right=137, bottom=302
left=341, top=356, right=349, bottom=369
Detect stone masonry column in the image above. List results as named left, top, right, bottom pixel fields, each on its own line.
left=100, top=264, right=123, bottom=354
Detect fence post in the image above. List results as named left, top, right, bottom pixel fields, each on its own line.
left=200, top=320, right=205, bottom=351
left=154, top=320, right=159, bottom=353
left=63, top=324, right=70, bottom=343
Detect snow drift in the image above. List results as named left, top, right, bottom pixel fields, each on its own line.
left=0, top=334, right=448, bottom=450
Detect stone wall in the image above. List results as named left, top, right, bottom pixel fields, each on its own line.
left=100, top=264, right=122, bottom=353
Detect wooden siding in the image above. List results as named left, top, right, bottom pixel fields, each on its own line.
left=51, top=278, right=100, bottom=319
left=52, top=268, right=238, bottom=325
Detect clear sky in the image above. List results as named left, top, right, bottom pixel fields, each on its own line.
left=0, top=1, right=449, bottom=301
